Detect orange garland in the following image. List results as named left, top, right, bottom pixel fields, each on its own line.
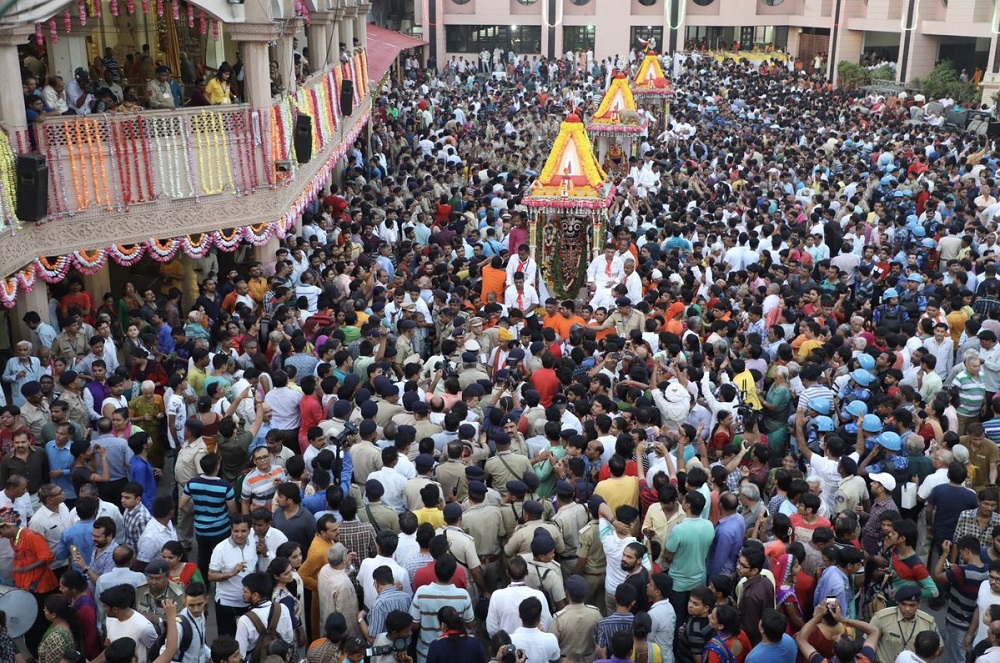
left=66, top=122, right=89, bottom=210
left=82, top=119, right=104, bottom=208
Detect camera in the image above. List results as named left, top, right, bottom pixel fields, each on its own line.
left=500, top=645, right=524, bottom=663
left=331, top=421, right=359, bottom=447
left=435, top=359, right=458, bottom=379
left=366, top=637, right=409, bottom=658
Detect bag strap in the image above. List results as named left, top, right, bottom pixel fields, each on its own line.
left=246, top=610, right=267, bottom=637
left=266, top=603, right=280, bottom=630
left=365, top=505, right=382, bottom=534
left=497, top=453, right=522, bottom=480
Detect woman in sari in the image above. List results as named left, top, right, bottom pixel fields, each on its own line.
left=161, top=541, right=204, bottom=588
left=59, top=570, right=99, bottom=661
left=130, top=380, right=166, bottom=468
left=761, top=365, right=792, bottom=459
left=117, top=283, right=142, bottom=336
left=38, top=594, right=77, bottom=663
left=772, top=552, right=805, bottom=633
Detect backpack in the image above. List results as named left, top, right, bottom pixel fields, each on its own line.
left=246, top=603, right=282, bottom=663
left=153, top=612, right=196, bottom=662
left=703, top=636, right=737, bottom=663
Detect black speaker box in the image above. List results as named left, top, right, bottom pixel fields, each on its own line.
left=16, top=153, right=48, bottom=222
left=341, top=79, right=354, bottom=117
left=294, top=114, right=313, bottom=164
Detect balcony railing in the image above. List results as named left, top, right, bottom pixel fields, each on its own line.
left=34, top=51, right=369, bottom=222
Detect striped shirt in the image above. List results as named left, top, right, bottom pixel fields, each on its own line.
left=954, top=370, right=987, bottom=418
left=185, top=475, right=236, bottom=538
left=596, top=611, right=634, bottom=648
left=367, top=587, right=411, bottom=637
left=409, top=583, right=473, bottom=663
left=945, top=562, right=988, bottom=629
left=240, top=466, right=285, bottom=510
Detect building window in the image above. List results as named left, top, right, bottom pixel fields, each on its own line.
left=445, top=25, right=542, bottom=54
left=564, top=25, right=596, bottom=53
left=630, top=26, right=664, bottom=49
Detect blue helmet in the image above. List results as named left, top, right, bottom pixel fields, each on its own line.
left=850, top=369, right=874, bottom=387
left=921, top=238, right=936, bottom=249
left=883, top=288, right=899, bottom=300
left=877, top=431, right=902, bottom=451
left=845, top=400, right=869, bottom=418
left=857, top=354, right=876, bottom=372
left=862, top=414, right=883, bottom=433
left=808, top=398, right=833, bottom=415
left=815, top=416, right=836, bottom=433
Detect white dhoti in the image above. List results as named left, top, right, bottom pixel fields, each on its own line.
left=590, top=284, right=617, bottom=310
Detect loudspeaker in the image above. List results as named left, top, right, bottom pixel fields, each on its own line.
left=340, top=79, right=354, bottom=117
left=16, top=153, right=48, bottom=223
left=989, top=120, right=1000, bottom=139
left=294, top=114, right=312, bottom=164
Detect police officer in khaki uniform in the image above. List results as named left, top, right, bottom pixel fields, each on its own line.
left=359, top=479, right=400, bottom=533
left=576, top=496, right=609, bottom=615
left=504, top=500, right=565, bottom=558
left=462, top=466, right=502, bottom=508
left=463, top=480, right=506, bottom=589
left=412, top=401, right=442, bottom=441
left=523, top=472, right=555, bottom=521
left=439, top=502, right=488, bottom=600
left=551, top=481, right=589, bottom=579
left=373, top=380, right=404, bottom=428
left=403, top=454, right=444, bottom=512
left=549, top=575, right=603, bottom=663
left=434, top=441, right=468, bottom=503
left=395, top=319, right=419, bottom=365
left=522, top=530, right=567, bottom=612
left=457, top=351, right=490, bottom=389
left=501, top=480, right=528, bottom=537
left=485, top=433, right=532, bottom=497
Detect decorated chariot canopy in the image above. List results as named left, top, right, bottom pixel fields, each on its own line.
left=631, top=51, right=673, bottom=97
left=586, top=72, right=649, bottom=138
left=525, top=113, right=614, bottom=298
left=523, top=112, right=615, bottom=215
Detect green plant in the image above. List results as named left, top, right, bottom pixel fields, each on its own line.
left=837, top=60, right=871, bottom=88
left=912, top=60, right=980, bottom=105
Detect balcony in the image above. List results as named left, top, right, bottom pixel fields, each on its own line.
left=0, top=53, right=371, bottom=292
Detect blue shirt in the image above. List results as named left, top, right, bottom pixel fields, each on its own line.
left=157, top=323, right=175, bottom=354
left=745, top=634, right=797, bottom=663
left=45, top=440, right=76, bottom=499
left=302, top=493, right=327, bottom=514
left=92, top=434, right=132, bottom=482
left=707, top=513, right=746, bottom=578
left=814, top=565, right=851, bottom=619
left=129, top=456, right=157, bottom=511
left=56, top=519, right=95, bottom=571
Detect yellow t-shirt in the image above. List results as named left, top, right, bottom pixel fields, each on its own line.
left=414, top=507, right=445, bottom=529
left=593, top=476, right=639, bottom=512
left=797, top=339, right=823, bottom=361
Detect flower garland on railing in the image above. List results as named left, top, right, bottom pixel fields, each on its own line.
left=193, top=111, right=234, bottom=196
left=110, top=119, right=131, bottom=210
left=152, top=115, right=188, bottom=199
left=0, top=131, right=19, bottom=232
left=108, top=243, right=145, bottom=266
left=66, top=122, right=90, bottom=210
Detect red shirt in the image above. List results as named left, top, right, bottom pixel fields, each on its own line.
left=529, top=368, right=560, bottom=407
left=412, top=560, right=468, bottom=593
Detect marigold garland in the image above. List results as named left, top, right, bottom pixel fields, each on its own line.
left=36, top=256, right=72, bottom=283
left=108, top=243, right=145, bottom=266
left=138, top=116, right=155, bottom=202
left=0, top=131, right=19, bottom=230
left=66, top=122, right=89, bottom=210
left=72, top=248, right=107, bottom=274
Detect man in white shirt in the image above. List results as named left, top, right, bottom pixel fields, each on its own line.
left=586, top=246, right=624, bottom=311
left=507, top=243, right=539, bottom=286
left=208, top=515, right=258, bottom=637
left=486, top=556, right=552, bottom=636
left=102, top=584, right=159, bottom=662
left=509, top=595, right=561, bottom=663
left=28, top=483, right=71, bottom=571
left=249, top=507, right=288, bottom=572
left=234, top=572, right=294, bottom=659
left=505, top=273, right=540, bottom=323
left=368, top=455, right=408, bottom=514
left=65, top=68, right=94, bottom=116
left=136, top=495, right=178, bottom=568
left=358, top=530, right=412, bottom=610
left=621, top=258, right=643, bottom=305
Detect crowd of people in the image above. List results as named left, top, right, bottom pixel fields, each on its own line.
left=5, top=37, right=1000, bottom=663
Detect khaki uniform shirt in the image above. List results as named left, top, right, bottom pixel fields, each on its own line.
left=434, top=460, right=468, bottom=503
left=351, top=441, right=383, bottom=485
left=458, top=368, right=491, bottom=389
left=502, top=500, right=525, bottom=537
left=414, top=419, right=443, bottom=442
left=403, top=476, right=444, bottom=512
left=504, top=520, right=565, bottom=558
left=523, top=558, right=566, bottom=607
left=374, top=400, right=403, bottom=428
left=462, top=503, right=506, bottom=556
left=485, top=451, right=533, bottom=495
left=870, top=607, right=938, bottom=663
left=360, top=501, right=400, bottom=533
left=549, top=603, right=603, bottom=662
left=577, top=521, right=607, bottom=575
left=438, top=525, right=482, bottom=572
left=552, top=502, right=588, bottom=558
left=602, top=309, right=646, bottom=337
left=21, top=400, right=50, bottom=440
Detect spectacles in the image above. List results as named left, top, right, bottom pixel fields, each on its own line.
left=253, top=454, right=270, bottom=461
left=736, top=561, right=750, bottom=569
left=989, top=576, right=1000, bottom=582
